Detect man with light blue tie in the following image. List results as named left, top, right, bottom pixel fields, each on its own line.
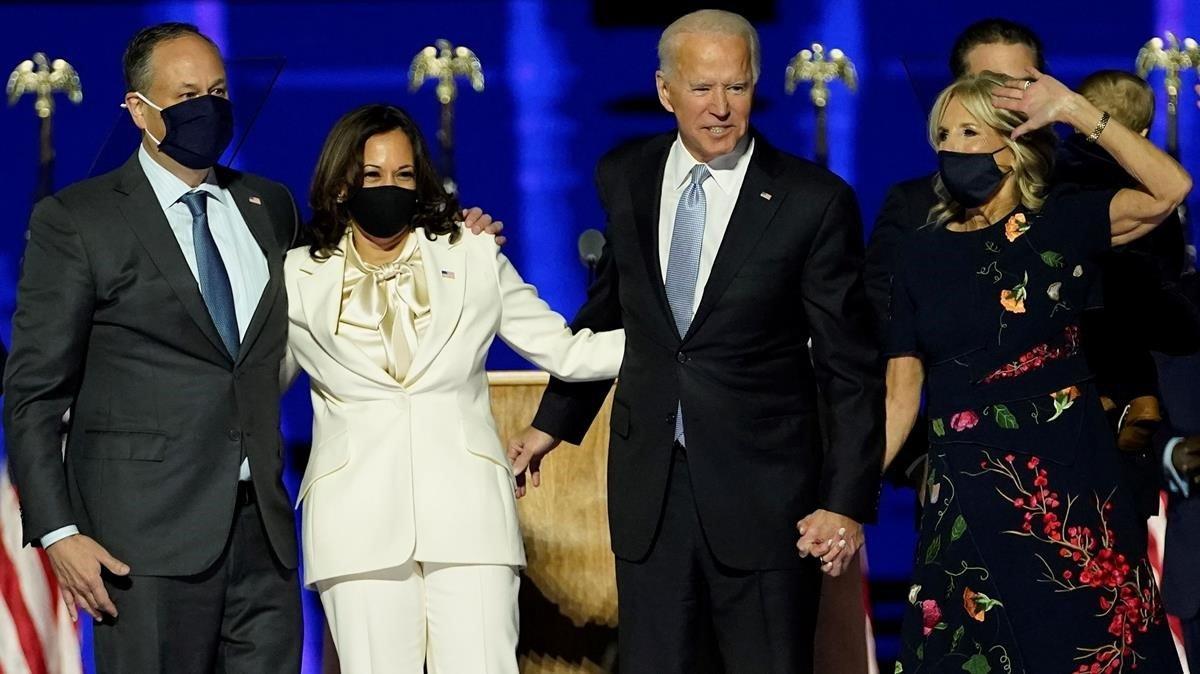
left=509, top=9, right=884, bottom=672
left=3, top=23, right=302, bottom=673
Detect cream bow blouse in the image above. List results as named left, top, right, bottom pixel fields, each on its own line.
left=338, top=231, right=432, bottom=381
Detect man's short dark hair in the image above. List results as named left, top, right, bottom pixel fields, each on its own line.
left=123, top=22, right=219, bottom=93
left=949, top=18, right=1045, bottom=78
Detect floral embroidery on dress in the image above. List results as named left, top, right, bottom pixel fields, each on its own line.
left=1004, top=212, right=1030, bottom=242
left=980, top=325, right=1081, bottom=384
left=999, top=272, right=1028, bottom=314
left=967, top=453, right=1166, bottom=673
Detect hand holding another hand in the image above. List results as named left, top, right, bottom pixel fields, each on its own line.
left=796, top=509, right=864, bottom=577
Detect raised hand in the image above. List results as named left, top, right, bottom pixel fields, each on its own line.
left=507, top=426, right=561, bottom=498
left=461, top=207, right=507, bottom=245
left=45, top=534, right=130, bottom=622
left=991, top=67, right=1078, bottom=139
left=796, top=509, right=864, bottom=577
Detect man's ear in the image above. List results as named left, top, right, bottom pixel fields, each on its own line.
left=124, top=93, right=148, bottom=130
left=655, top=71, right=674, bottom=114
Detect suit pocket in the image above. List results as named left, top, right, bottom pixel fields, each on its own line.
left=81, top=429, right=166, bottom=461
left=297, top=427, right=350, bottom=505
left=611, top=399, right=631, bottom=439
left=751, top=413, right=814, bottom=456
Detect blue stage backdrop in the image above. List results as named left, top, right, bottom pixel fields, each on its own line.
left=1, top=1, right=1197, bottom=671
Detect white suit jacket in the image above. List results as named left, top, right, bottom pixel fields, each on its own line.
left=284, top=228, right=623, bottom=587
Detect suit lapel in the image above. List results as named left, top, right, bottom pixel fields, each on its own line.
left=630, top=139, right=681, bottom=341
left=404, top=231, right=465, bottom=385
left=685, top=139, right=784, bottom=340
left=296, top=239, right=401, bottom=390
left=223, top=176, right=282, bottom=365
left=114, top=155, right=231, bottom=361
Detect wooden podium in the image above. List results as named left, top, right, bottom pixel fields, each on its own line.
left=486, top=371, right=874, bottom=674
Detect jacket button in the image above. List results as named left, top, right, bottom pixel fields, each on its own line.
left=666, top=413, right=676, bottom=424
left=227, top=429, right=241, bottom=441
left=676, top=351, right=688, bottom=363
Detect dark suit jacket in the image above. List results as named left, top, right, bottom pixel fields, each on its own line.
left=4, top=153, right=298, bottom=576
left=532, top=132, right=884, bottom=570
left=1159, top=274, right=1200, bottom=620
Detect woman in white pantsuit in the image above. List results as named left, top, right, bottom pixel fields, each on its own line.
left=283, top=104, right=624, bottom=673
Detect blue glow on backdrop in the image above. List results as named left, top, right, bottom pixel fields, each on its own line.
left=1, top=2, right=1198, bottom=671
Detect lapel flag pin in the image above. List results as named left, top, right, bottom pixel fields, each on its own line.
left=759, top=192, right=772, bottom=200
left=248, top=196, right=262, bottom=205
left=441, top=270, right=456, bottom=279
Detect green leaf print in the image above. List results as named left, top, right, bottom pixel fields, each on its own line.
left=951, top=515, right=967, bottom=541
left=992, top=405, right=1019, bottom=430
left=932, top=418, right=946, bottom=438
left=951, top=625, right=965, bottom=651
left=962, top=654, right=991, bottom=674
left=1040, top=251, right=1064, bottom=268
left=925, top=535, right=943, bottom=563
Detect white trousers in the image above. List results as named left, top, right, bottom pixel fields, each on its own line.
left=317, top=561, right=519, bottom=674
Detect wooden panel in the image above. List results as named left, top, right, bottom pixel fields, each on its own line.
left=488, top=371, right=619, bottom=672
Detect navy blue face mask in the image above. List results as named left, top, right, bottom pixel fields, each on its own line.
left=937, top=146, right=1012, bottom=208
left=138, top=93, right=235, bottom=169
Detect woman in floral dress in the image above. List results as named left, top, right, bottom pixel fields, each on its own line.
left=884, top=69, right=1192, bottom=673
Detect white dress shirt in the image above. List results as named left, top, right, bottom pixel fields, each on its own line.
left=657, top=134, right=754, bottom=316
left=41, top=147, right=268, bottom=549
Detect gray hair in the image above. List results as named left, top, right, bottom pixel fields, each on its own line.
left=657, top=9, right=761, bottom=84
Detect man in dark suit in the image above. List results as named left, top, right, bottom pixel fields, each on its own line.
left=3, top=23, right=302, bottom=672
left=1158, top=272, right=1200, bottom=671
left=508, top=10, right=883, bottom=672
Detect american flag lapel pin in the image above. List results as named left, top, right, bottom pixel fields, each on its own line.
left=248, top=195, right=262, bottom=205
left=441, top=270, right=456, bottom=279
left=759, top=192, right=772, bottom=200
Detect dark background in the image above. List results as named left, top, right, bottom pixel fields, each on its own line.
left=1, top=1, right=1196, bottom=670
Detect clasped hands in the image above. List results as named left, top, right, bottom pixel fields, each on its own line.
left=796, top=510, right=863, bottom=578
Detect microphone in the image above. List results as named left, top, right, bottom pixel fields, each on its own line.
left=578, top=229, right=606, bottom=270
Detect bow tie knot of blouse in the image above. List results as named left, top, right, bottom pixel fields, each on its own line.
left=340, top=233, right=431, bottom=381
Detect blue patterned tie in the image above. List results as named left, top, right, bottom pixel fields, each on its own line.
left=180, top=191, right=239, bottom=358
left=664, top=164, right=709, bottom=445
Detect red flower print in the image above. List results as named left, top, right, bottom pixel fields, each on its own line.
left=950, top=410, right=980, bottom=432
left=920, top=599, right=942, bottom=636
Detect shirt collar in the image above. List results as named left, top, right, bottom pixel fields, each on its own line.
left=138, top=144, right=224, bottom=211
left=665, top=133, right=754, bottom=195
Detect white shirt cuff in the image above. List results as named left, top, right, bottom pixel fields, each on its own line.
left=1164, top=436, right=1190, bottom=498
left=41, top=525, right=79, bottom=548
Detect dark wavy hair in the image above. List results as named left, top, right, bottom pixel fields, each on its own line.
left=949, top=18, right=1045, bottom=78
left=307, top=104, right=461, bottom=258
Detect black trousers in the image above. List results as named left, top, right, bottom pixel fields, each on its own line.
left=615, top=447, right=820, bottom=674
left=94, top=485, right=302, bottom=674
left=1182, top=616, right=1200, bottom=674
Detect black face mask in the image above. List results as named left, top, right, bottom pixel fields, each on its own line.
left=938, top=146, right=1011, bottom=208
left=346, top=185, right=419, bottom=238
left=140, top=93, right=235, bottom=169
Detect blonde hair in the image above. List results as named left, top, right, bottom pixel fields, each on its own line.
left=927, top=71, right=1057, bottom=227
left=1078, top=70, right=1154, bottom=133
left=657, top=9, right=760, bottom=84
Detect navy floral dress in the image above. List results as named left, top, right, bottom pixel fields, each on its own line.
left=887, top=184, right=1182, bottom=674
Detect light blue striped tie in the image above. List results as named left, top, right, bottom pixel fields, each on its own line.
left=664, top=163, right=709, bottom=445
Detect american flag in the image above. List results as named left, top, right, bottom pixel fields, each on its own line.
left=0, top=468, right=81, bottom=674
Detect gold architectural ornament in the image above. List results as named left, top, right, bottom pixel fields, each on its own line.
left=785, top=44, right=857, bottom=167
left=409, top=40, right=485, bottom=194
left=1135, top=32, right=1199, bottom=159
